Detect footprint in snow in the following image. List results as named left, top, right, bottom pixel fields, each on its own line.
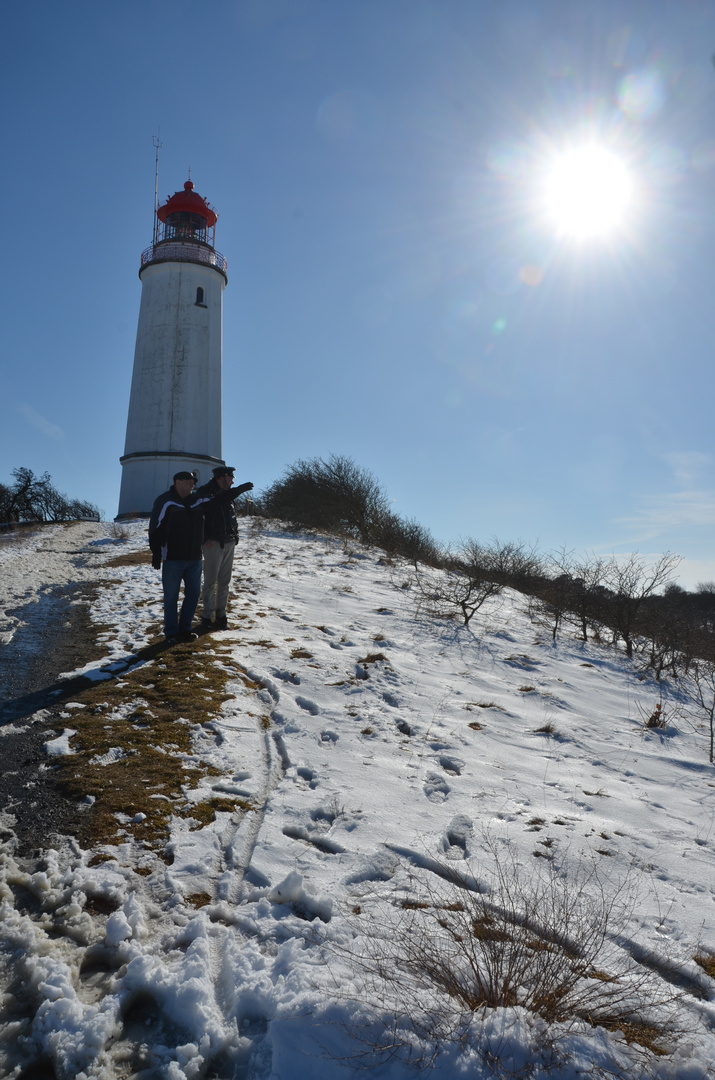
left=440, top=755, right=464, bottom=777
left=382, top=691, right=399, bottom=707
left=282, top=824, right=346, bottom=855
left=79, top=945, right=123, bottom=1004
left=424, top=773, right=450, bottom=802
left=273, top=668, right=301, bottom=685
left=442, top=814, right=473, bottom=860
left=296, top=766, right=318, bottom=788
left=344, top=850, right=400, bottom=885
left=296, top=696, right=320, bottom=715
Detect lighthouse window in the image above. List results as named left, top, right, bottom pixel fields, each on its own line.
left=165, top=211, right=208, bottom=242
left=195, top=287, right=206, bottom=307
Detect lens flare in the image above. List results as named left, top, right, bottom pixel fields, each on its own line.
left=617, top=69, right=666, bottom=120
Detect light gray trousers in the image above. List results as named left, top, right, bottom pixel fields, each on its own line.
left=202, top=539, right=236, bottom=620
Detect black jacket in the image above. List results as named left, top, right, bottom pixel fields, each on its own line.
left=148, top=483, right=250, bottom=562
left=197, top=478, right=239, bottom=546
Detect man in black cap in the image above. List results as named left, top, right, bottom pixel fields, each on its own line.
left=148, top=469, right=252, bottom=643
left=196, top=465, right=252, bottom=630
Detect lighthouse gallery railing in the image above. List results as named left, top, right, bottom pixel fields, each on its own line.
left=140, top=242, right=227, bottom=274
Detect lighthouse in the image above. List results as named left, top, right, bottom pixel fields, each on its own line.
left=117, top=178, right=227, bottom=518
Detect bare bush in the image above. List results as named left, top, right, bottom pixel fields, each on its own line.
left=0, top=467, right=100, bottom=524
left=414, top=540, right=505, bottom=627
left=601, top=553, right=682, bottom=659
left=527, top=572, right=574, bottom=642
left=259, top=455, right=440, bottom=564
left=336, top=842, right=683, bottom=1073
left=475, top=538, right=543, bottom=591
left=260, top=455, right=388, bottom=542
left=373, top=511, right=442, bottom=566
left=690, top=660, right=715, bottom=763
left=542, top=549, right=609, bottom=642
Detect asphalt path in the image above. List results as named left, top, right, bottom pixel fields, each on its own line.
left=0, top=583, right=103, bottom=856
left=0, top=525, right=110, bottom=858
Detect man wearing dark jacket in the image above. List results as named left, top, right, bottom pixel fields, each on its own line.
left=196, top=465, right=252, bottom=630
left=148, top=470, right=252, bottom=643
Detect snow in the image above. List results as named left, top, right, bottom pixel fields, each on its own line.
left=44, top=729, right=77, bottom=756
left=1, top=520, right=714, bottom=1079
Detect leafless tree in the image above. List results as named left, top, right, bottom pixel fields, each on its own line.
left=561, top=552, right=608, bottom=642
left=602, top=552, right=682, bottom=659
left=690, top=660, right=715, bottom=763
left=0, top=467, right=100, bottom=524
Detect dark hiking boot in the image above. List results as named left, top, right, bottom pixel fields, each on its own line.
left=178, top=630, right=198, bottom=643
left=215, top=614, right=228, bottom=630
left=200, top=618, right=214, bottom=632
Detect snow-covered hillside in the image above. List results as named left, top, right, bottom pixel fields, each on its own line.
left=0, top=520, right=714, bottom=1079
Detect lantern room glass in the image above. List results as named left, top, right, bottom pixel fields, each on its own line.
left=162, top=211, right=208, bottom=243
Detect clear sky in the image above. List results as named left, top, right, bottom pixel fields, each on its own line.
left=2, top=0, right=715, bottom=587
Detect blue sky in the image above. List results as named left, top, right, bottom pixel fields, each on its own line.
left=2, top=0, right=715, bottom=587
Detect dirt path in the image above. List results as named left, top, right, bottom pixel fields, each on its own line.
left=0, top=523, right=112, bottom=856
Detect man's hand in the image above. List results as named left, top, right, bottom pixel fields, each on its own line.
left=151, top=551, right=162, bottom=570
left=232, top=482, right=254, bottom=497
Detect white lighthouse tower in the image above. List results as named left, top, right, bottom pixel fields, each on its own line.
left=117, top=178, right=228, bottom=518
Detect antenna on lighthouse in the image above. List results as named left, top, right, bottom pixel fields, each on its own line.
left=152, top=133, right=163, bottom=246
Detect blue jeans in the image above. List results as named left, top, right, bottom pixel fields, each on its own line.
left=162, top=559, right=202, bottom=637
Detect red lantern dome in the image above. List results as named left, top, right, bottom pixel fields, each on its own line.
left=157, top=180, right=218, bottom=229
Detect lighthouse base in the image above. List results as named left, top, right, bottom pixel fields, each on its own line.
left=117, top=452, right=225, bottom=519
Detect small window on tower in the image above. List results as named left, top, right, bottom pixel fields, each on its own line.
left=195, top=287, right=206, bottom=307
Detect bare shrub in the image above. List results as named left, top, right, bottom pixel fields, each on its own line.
left=260, top=455, right=388, bottom=542
left=259, top=455, right=441, bottom=564
left=527, top=574, right=573, bottom=642
left=373, top=511, right=442, bottom=566
left=415, top=538, right=537, bottom=628
left=336, top=841, right=683, bottom=1073
left=547, top=550, right=609, bottom=642
left=689, top=660, right=715, bottom=763
left=109, top=521, right=130, bottom=540
left=0, top=466, right=100, bottom=524
left=414, top=563, right=502, bottom=628
left=643, top=702, right=667, bottom=730
left=601, top=553, right=682, bottom=660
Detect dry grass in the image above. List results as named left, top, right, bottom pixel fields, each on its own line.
left=337, top=841, right=682, bottom=1069
left=52, top=638, right=248, bottom=855
left=592, top=1016, right=669, bottom=1056
left=185, top=892, right=213, bottom=908
left=104, top=548, right=152, bottom=567
left=694, top=952, right=715, bottom=978
left=183, top=796, right=256, bottom=830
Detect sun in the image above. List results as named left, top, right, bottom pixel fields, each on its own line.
left=541, top=144, right=634, bottom=241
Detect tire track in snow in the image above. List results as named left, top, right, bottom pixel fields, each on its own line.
left=214, top=669, right=289, bottom=907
